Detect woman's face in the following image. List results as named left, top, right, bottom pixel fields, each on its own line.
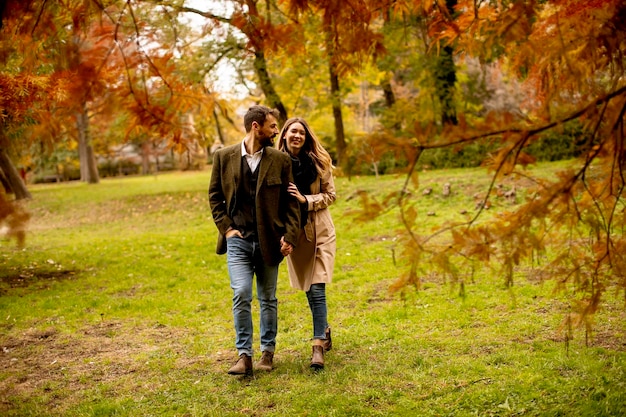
left=284, top=122, right=306, bottom=155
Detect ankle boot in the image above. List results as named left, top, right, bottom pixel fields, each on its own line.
left=255, top=351, right=274, bottom=372
left=310, top=345, right=324, bottom=370
left=228, top=353, right=253, bottom=376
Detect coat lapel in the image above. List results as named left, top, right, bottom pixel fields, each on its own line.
left=256, top=148, right=274, bottom=193
left=229, top=144, right=242, bottom=187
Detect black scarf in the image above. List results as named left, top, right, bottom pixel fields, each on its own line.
left=290, top=152, right=317, bottom=195
left=290, top=152, right=318, bottom=227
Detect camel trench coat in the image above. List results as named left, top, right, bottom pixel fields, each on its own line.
left=286, top=168, right=336, bottom=291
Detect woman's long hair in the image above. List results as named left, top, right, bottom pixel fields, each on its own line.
left=276, top=117, right=334, bottom=176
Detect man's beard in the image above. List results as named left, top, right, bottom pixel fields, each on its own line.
left=259, top=133, right=276, bottom=147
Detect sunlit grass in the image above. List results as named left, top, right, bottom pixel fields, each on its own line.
left=1, top=163, right=625, bottom=416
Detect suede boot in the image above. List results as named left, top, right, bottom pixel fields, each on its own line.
left=228, top=353, right=253, bottom=376
left=310, top=345, right=324, bottom=370
left=255, top=351, right=274, bottom=372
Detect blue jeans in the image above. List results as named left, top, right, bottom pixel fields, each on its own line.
left=227, top=236, right=278, bottom=357
left=306, top=283, right=328, bottom=340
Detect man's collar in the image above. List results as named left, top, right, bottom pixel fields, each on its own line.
left=241, top=140, right=264, bottom=157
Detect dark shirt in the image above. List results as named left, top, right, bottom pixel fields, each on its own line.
left=290, top=152, right=317, bottom=228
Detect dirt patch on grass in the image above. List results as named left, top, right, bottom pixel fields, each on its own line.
left=0, top=268, right=79, bottom=295
left=0, top=321, right=207, bottom=413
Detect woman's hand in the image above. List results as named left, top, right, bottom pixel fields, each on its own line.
left=280, top=236, right=293, bottom=256
left=288, top=182, right=306, bottom=204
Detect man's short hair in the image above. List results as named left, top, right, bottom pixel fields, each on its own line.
left=244, top=105, right=280, bottom=132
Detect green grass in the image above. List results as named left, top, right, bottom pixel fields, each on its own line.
left=1, top=165, right=625, bottom=416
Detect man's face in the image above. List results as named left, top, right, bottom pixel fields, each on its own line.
left=256, top=115, right=279, bottom=147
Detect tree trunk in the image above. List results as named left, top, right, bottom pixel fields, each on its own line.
left=382, top=77, right=396, bottom=108
left=141, top=141, right=151, bottom=174
left=435, top=45, right=458, bottom=126
left=213, top=106, right=226, bottom=150
left=0, top=148, right=31, bottom=200
left=329, top=61, right=346, bottom=168
left=324, top=14, right=346, bottom=169
left=213, top=108, right=225, bottom=145
left=381, top=76, right=402, bottom=131
left=207, top=107, right=227, bottom=162
left=76, top=106, right=100, bottom=184
left=78, top=132, right=87, bottom=180
left=253, top=50, right=288, bottom=124
left=435, top=0, right=458, bottom=126
left=379, top=8, right=401, bottom=132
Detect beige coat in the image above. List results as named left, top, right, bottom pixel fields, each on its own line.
left=286, top=168, right=336, bottom=291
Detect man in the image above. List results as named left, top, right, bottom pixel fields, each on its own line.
left=209, top=105, right=300, bottom=376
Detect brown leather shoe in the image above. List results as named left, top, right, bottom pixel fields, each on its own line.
left=228, top=353, right=253, bottom=376
left=255, top=351, right=274, bottom=372
left=323, top=327, right=332, bottom=352
left=310, top=345, right=324, bottom=370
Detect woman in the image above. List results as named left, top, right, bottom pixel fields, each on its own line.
left=277, top=117, right=336, bottom=370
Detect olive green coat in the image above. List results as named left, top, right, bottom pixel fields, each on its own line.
left=208, top=143, right=301, bottom=267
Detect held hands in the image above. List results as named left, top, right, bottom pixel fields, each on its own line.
left=288, top=182, right=306, bottom=204
left=280, top=236, right=293, bottom=257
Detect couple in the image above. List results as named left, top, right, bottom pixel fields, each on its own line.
left=208, top=105, right=336, bottom=376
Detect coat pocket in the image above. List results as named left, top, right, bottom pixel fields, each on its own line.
left=216, top=232, right=227, bottom=255
left=265, top=176, right=282, bottom=186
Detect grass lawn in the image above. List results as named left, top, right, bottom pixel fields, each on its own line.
left=1, top=164, right=625, bottom=416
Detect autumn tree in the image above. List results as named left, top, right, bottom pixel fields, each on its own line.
left=0, top=0, right=213, bottom=244
left=1, top=1, right=119, bottom=186
left=283, top=0, right=385, bottom=168
left=0, top=0, right=70, bottom=242
left=59, top=10, right=116, bottom=184
left=108, top=2, right=215, bottom=171
left=160, top=10, right=241, bottom=149
left=349, top=0, right=626, bottom=326
left=160, top=0, right=295, bottom=125
left=0, top=0, right=65, bottom=199
left=372, top=9, right=431, bottom=133
left=165, top=0, right=387, bottom=168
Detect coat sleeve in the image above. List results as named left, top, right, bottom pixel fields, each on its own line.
left=208, top=150, right=234, bottom=235
left=305, top=169, right=337, bottom=212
